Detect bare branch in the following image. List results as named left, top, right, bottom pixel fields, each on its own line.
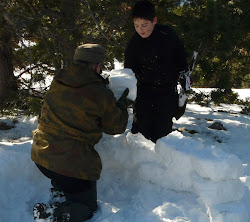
left=86, top=0, right=111, bottom=42
left=1, top=9, right=15, bottom=27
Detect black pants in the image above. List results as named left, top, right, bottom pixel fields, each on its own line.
left=131, top=87, right=178, bottom=143
left=36, top=164, right=97, bottom=212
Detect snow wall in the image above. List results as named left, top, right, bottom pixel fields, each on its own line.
left=101, top=68, right=248, bottom=222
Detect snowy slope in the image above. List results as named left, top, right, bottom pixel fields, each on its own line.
left=0, top=68, right=249, bottom=222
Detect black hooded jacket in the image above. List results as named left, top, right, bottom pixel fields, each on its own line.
left=124, top=24, right=188, bottom=92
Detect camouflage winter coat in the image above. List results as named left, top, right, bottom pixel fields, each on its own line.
left=31, top=62, right=128, bottom=180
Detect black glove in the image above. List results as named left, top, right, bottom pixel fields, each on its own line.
left=116, top=88, right=134, bottom=110
left=120, top=88, right=129, bottom=99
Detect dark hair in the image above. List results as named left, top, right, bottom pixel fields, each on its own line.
left=132, top=0, right=156, bottom=22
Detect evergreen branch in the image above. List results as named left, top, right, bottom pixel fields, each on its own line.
left=1, top=3, right=34, bottom=64
left=20, top=0, right=60, bottom=70
left=18, top=77, right=47, bottom=97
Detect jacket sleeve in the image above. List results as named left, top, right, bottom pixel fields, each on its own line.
left=101, top=90, right=128, bottom=135
left=124, top=35, right=136, bottom=70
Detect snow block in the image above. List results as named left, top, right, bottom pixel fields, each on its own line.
left=97, top=134, right=130, bottom=170
left=126, top=132, right=194, bottom=191
left=191, top=148, right=244, bottom=182
left=155, top=131, right=205, bottom=166
left=107, top=68, right=137, bottom=101
left=138, top=162, right=193, bottom=192
left=154, top=131, right=246, bottom=206
left=126, top=133, right=158, bottom=165
left=153, top=131, right=204, bottom=191
left=193, top=175, right=245, bottom=205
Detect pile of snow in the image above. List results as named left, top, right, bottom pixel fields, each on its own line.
left=0, top=68, right=249, bottom=222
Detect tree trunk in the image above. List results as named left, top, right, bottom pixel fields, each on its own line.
left=0, top=31, right=17, bottom=104
left=60, top=0, right=81, bottom=68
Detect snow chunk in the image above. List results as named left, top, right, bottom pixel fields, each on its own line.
left=152, top=202, right=188, bottom=221
left=107, top=68, right=137, bottom=101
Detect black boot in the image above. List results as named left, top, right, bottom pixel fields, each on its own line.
left=33, top=203, right=53, bottom=221
left=33, top=201, right=94, bottom=222
left=53, top=201, right=93, bottom=222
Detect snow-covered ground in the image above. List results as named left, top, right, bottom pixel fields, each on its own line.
left=1, top=68, right=249, bottom=222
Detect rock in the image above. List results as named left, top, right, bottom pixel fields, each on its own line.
left=208, top=122, right=226, bottom=130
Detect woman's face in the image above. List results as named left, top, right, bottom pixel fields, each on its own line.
left=134, top=17, right=157, bottom=38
